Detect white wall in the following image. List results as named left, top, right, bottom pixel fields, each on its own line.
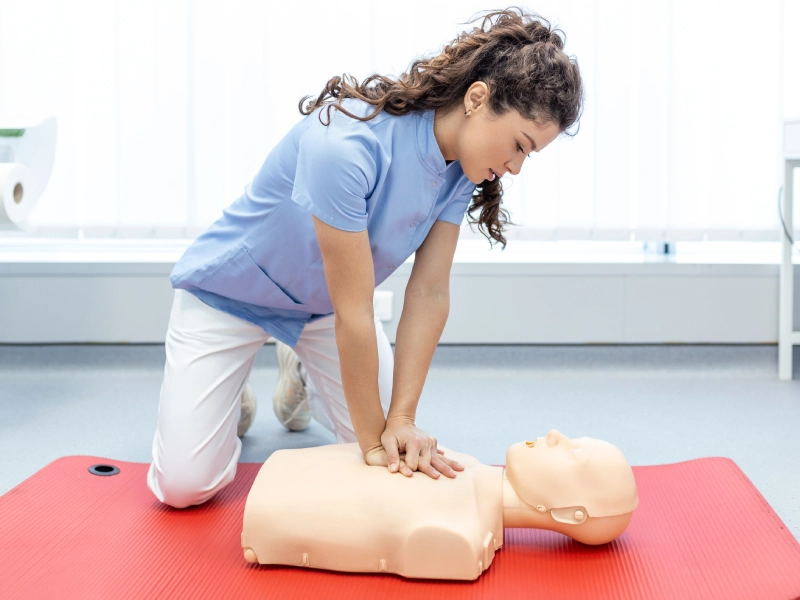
left=1, top=259, right=796, bottom=345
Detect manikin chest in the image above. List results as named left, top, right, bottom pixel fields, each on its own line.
left=241, top=443, right=504, bottom=580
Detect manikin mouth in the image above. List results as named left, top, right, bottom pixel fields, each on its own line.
left=525, top=440, right=535, bottom=448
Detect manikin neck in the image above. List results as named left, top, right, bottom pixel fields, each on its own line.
left=501, top=468, right=561, bottom=529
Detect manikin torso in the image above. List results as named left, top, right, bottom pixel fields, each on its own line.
left=242, top=444, right=502, bottom=580
left=241, top=431, right=638, bottom=581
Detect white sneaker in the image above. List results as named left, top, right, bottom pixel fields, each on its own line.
left=237, top=382, right=257, bottom=438
left=273, top=341, right=312, bottom=432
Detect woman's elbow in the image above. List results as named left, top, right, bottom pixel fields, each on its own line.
left=334, top=302, right=376, bottom=328
left=405, top=284, right=449, bottom=304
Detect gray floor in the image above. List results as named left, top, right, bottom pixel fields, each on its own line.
left=0, top=344, right=798, bottom=541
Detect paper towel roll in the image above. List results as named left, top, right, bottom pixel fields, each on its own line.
left=0, top=162, right=34, bottom=230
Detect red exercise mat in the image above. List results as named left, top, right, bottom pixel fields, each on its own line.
left=1, top=456, right=799, bottom=600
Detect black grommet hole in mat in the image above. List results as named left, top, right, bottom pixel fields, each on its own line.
left=88, top=464, right=120, bottom=476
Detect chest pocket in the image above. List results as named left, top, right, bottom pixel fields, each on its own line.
left=200, top=246, right=306, bottom=310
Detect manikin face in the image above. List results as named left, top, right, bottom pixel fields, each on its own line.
left=505, top=429, right=638, bottom=519
left=451, top=84, right=562, bottom=185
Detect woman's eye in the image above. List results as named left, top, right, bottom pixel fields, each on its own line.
left=516, top=143, right=525, bottom=153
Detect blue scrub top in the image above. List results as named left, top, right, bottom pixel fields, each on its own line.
left=169, top=99, right=475, bottom=347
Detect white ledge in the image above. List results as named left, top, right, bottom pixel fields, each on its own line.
left=0, top=238, right=796, bottom=278
left=0, top=238, right=793, bottom=261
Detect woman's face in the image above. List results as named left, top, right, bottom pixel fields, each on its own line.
left=457, top=109, right=561, bottom=184
left=447, top=82, right=562, bottom=184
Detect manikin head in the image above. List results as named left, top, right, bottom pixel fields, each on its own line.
left=506, top=429, right=639, bottom=544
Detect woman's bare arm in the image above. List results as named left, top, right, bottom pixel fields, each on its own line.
left=312, top=215, right=385, bottom=457
left=382, top=220, right=464, bottom=478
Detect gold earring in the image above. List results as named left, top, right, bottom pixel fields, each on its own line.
left=465, top=110, right=472, bottom=117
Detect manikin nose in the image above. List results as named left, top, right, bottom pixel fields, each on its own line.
left=545, top=429, right=568, bottom=447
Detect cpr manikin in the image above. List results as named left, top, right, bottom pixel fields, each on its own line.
left=241, top=430, right=638, bottom=581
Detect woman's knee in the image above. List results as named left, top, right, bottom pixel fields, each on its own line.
left=149, top=456, right=237, bottom=509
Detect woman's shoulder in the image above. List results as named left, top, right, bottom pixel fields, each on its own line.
left=308, top=98, right=424, bottom=133
left=299, top=100, right=426, bottom=161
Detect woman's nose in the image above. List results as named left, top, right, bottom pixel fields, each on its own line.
left=504, top=157, right=523, bottom=176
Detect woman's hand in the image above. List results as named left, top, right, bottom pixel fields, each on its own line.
left=363, top=445, right=405, bottom=469
left=380, top=417, right=464, bottom=479
left=363, top=444, right=449, bottom=478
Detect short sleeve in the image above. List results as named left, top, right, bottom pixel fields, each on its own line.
left=436, top=182, right=475, bottom=225
left=291, top=116, right=378, bottom=232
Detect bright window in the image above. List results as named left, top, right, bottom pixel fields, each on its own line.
left=0, top=0, right=797, bottom=241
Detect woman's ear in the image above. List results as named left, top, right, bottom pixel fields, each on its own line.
left=464, top=81, right=489, bottom=114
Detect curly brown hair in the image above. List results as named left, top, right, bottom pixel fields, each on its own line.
left=298, top=7, right=583, bottom=248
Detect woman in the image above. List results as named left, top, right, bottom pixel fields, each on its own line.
left=147, top=7, right=583, bottom=509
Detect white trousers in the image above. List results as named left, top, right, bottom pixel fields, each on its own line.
left=147, top=289, right=394, bottom=508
